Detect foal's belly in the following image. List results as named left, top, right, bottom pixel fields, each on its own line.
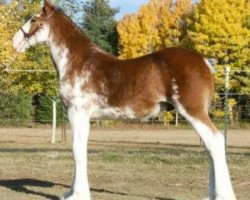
left=90, top=103, right=161, bottom=120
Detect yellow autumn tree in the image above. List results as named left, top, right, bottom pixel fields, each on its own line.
left=158, top=0, right=192, bottom=48
left=186, top=0, right=250, bottom=93
left=0, top=0, right=24, bottom=93
left=185, top=0, right=250, bottom=124
left=118, top=0, right=192, bottom=58
left=0, top=0, right=58, bottom=95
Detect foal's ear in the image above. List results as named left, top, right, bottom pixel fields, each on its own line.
left=44, top=0, right=55, bottom=14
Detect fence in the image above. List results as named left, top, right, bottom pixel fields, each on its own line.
left=0, top=68, right=249, bottom=135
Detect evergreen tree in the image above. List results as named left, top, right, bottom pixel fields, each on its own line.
left=81, top=0, right=119, bottom=55
left=59, top=0, right=83, bottom=24
left=0, top=91, right=33, bottom=126
left=0, top=0, right=6, bottom=5
left=34, top=94, right=65, bottom=125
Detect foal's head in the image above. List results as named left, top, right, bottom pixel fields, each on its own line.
left=13, top=0, right=57, bottom=53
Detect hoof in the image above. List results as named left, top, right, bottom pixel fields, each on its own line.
left=61, top=191, right=72, bottom=200
left=61, top=191, right=90, bottom=200
left=215, top=197, right=236, bottom=200
left=216, top=193, right=237, bottom=200
left=201, top=195, right=236, bottom=200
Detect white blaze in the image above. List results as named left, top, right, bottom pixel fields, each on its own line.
left=13, top=20, right=32, bottom=53
left=13, top=14, right=50, bottom=53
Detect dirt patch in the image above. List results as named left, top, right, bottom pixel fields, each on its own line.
left=0, top=128, right=249, bottom=147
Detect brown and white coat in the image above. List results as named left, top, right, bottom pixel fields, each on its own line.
left=13, top=1, right=236, bottom=200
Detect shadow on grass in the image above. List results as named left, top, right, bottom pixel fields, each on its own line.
left=0, top=179, right=66, bottom=200
left=0, top=179, right=176, bottom=200
left=91, top=188, right=177, bottom=200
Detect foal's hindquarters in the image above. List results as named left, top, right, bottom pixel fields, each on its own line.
left=161, top=53, right=236, bottom=200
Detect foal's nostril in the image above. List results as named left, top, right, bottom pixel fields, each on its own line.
left=31, top=18, right=37, bottom=23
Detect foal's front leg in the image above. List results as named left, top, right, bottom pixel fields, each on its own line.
left=62, top=109, right=91, bottom=200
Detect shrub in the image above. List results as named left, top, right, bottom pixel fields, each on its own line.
left=34, top=94, right=66, bottom=125
left=0, top=92, right=33, bottom=126
left=162, top=111, right=174, bottom=124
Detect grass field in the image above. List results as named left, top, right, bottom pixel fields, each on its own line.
left=0, top=128, right=249, bottom=200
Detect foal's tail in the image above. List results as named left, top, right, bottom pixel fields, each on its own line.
left=203, top=58, right=217, bottom=112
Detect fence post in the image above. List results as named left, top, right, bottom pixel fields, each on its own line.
left=175, top=111, right=179, bottom=127
left=51, top=99, right=57, bottom=144
left=61, top=105, right=67, bottom=142
left=224, top=66, right=230, bottom=150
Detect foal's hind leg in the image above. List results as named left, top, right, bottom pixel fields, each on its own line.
left=175, top=103, right=236, bottom=200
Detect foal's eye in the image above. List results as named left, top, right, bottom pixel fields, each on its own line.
left=31, top=18, right=36, bottom=23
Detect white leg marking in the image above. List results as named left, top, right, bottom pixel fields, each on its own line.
left=208, top=155, right=216, bottom=200
left=62, top=109, right=91, bottom=200
left=175, top=103, right=236, bottom=200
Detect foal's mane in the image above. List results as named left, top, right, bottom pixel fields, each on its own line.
left=52, top=9, right=90, bottom=43
left=50, top=9, right=116, bottom=60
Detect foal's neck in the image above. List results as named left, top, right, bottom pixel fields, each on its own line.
left=48, top=13, right=93, bottom=79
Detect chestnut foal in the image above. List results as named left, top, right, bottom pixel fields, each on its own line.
left=13, top=1, right=236, bottom=200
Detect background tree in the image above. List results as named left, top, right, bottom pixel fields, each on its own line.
left=0, top=0, right=23, bottom=93
left=159, top=0, right=192, bottom=48
left=81, top=0, right=119, bottom=55
left=0, top=91, right=33, bottom=126
left=0, top=0, right=59, bottom=125
left=186, top=0, right=250, bottom=94
left=58, top=0, right=84, bottom=25
left=185, top=0, right=250, bottom=122
left=34, top=94, right=65, bottom=125
left=0, top=0, right=58, bottom=95
left=117, top=0, right=192, bottom=58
